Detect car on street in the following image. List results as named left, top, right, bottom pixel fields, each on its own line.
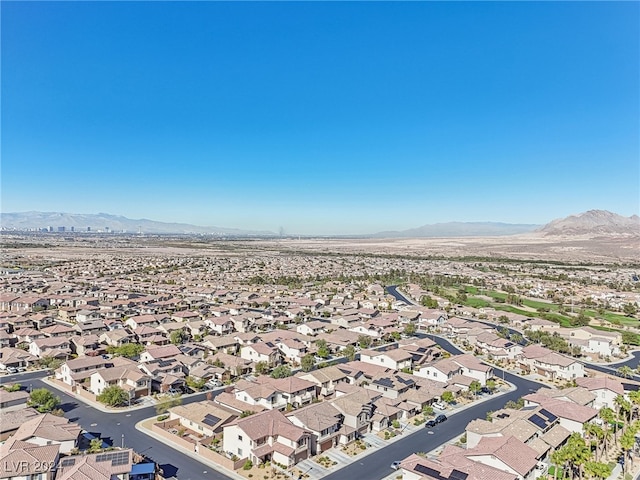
left=424, top=419, right=437, bottom=428
left=435, top=414, right=447, bottom=423
left=391, top=461, right=402, bottom=470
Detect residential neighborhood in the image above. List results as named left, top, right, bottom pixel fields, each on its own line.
left=0, top=233, right=639, bottom=480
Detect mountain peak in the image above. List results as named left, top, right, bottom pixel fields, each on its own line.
left=539, top=210, right=639, bottom=237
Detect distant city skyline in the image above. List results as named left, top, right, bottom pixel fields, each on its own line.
left=2, top=2, right=638, bottom=235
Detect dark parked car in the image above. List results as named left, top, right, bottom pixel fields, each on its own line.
left=435, top=414, right=447, bottom=424
left=425, top=419, right=437, bottom=428
left=480, top=387, right=492, bottom=395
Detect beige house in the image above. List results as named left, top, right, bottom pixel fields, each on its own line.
left=169, top=401, right=237, bottom=436
left=90, top=366, right=151, bottom=399
left=359, top=348, right=413, bottom=371
left=222, top=409, right=311, bottom=467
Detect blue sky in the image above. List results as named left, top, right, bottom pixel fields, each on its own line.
left=2, top=1, right=638, bottom=235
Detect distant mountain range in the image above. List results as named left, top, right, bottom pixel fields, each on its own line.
left=0, top=211, right=273, bottom=235
left=373, top=221, right=539, bottom=238
left=537, top=210, right=639, bottom=237
left=1, top=209, right=637, bottom=237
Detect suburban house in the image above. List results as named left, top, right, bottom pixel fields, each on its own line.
left=0, top=440, right=60, bottom=480
left=518, top=345, right=585, bottom=381
left=0, top=347, right=37, bottom=371
left=287, top=401, right=356, bottom=454
left=9, top=413, right=82, bottom=454
left=90, top=366, right=152, bottom=399
left=359, top=348, right=413, bottom=371
left=222, top=409, right=312, bottom=467
left=575, top=376, right=626, bottom=409
left=298, top=365, right=350, bottom=397
left=57, top=356, right=112, bottom=387
left=168, top=401, right=237, bottom=436
left=399, top=453, right=518, bottom=480
left=0, top=389, right=30, bottom=412
left=240, top=342, right=281, bottom=367
left=440, top=437, right=541, bottom=480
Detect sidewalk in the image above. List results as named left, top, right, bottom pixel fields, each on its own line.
left=293, top=382, right=516, bottom=480
left=40, top=375, right=204, bottom=414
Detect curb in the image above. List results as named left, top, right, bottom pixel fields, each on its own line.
left=135, top=418, right=246, bottom=480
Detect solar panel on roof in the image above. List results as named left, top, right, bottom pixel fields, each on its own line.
left=112, top=451, right=130, bottom=466
left=203, top=414, right=221, bottom=426
left=60, top=458, right=76, bottom=467
left=376, top=377, right=394, bottom=387
left=528, top=414, right=549, bottom=430
left=96, top=451, right=129, bottom=466
left=414, top=464, right=443, bottom=478
left=450, top=469, right=469, bottom=480
left=539, top=408, right=558, bottom=423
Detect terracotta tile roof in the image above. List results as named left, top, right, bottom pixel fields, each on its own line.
left=465, top=435, right=539, bottom=476
left=575, top=376, right=625, bottom=395
left=13, top=413, right=82, bottom=443
left=233, top=409, right=309, bottom=442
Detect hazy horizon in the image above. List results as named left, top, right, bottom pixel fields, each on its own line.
left=2, top=2, right=638, bottom=235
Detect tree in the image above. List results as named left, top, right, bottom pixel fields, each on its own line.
left=403, top=323, right=417, bottom=337
left=88, top=438, right=104, bottom=453
left=420, top=296, right=438, bottom=308
left=316, top=339, right=330, bottom=359
left=584, top=422, right=605, bottom=461
left=358, top=335, right=372, bottom=349
left=422, top=405, right=434, bottom=417
left=185, top=376, right=206, bottom=391
left=599, top=407, right=616, bottom=456
left=441, top=391, right=455, bottom=404
left=623, top=302, right=638, bottom=317
left=301, top=354, right=315, bottom=372
left=270, top=365, right=292, bottom=379
left=469, top=381, right=482, bottom=396
left=615, top=395, right=632, bottom=423
left=37, top=356, right=63, bottom=370
left=620, top=428, right=636, bottom=475
left=343, top=345, right=356, bottom=362
left=108, top=343, right=144, bottom=359
left=255, top=361, right=270, bottom=375
left=155, top=393, right=182, bottom=415
left=617, top=365, right=634, bottom=379
left=584, top=461, right=611, bottom=480
left=97, top=385, right=129, bottom=407
left=486, top=379, right=497, bottom=392
left=562, top=432, right=590, bottom=480
left=170, top=330, right=187, bottom=345
left=28, top=388, right=61, bottom=413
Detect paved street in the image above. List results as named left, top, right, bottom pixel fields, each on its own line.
left=2, top=313, right=637, bottom=480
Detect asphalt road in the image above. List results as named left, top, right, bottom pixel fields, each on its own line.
left=0, top=371, right=231, bottom=480
left=3, top=313, right=636, bottom=480
left=323, top=370, right=545, bottom=480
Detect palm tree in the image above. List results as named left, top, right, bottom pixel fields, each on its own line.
left=599, top=407, right=616, bottom=455
left=584, top=423, right=604, bottom=461
left=620, top=426, right=638, bottom=477
left=584, top=461, right=611, bottom=480
left=617, top=365, right=633, bottom=379
left=615, top=395, right=632, bottom=425
left=629, top=390, right=640, bottom=421
left=552, top=447, right=569, bottom=480
left=558, top=433, right=590, bottom=480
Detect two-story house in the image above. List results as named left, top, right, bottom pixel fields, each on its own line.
left=222, top=409, right=311, bottom=467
